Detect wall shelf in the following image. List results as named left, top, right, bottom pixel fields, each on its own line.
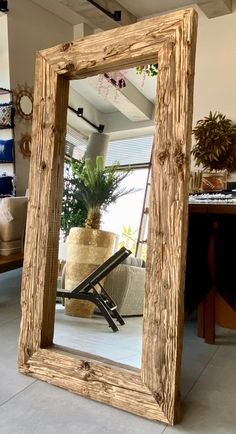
left=0, top=87, right=15, bottom=195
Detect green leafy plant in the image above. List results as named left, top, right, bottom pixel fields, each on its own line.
left=136, top=63, right=158, bottom=77
left=70, top=156, right=134, bottom=230
left=118, top=225, right=138, bottom=255
left=61, top=158, right=87, bottom=237
left=192, top=112, right=236, bottom=172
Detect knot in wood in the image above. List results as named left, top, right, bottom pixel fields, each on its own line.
left=87, top=60, right=96, bottom=67
left=81, top=361, right=90, bottom=371
left=174, top=145, right=185, bottom=170
left=61, top=42, right=71, bottom=52
left=163, top=281, right=169, bottom=290
left=41, top=161, right=47, bottom=170
left=158, top=150, right=169, bottom=165
left=104, top=44, right=130, bottom=57
left=153, top=392, right=163, bottom=404
left=83, top=372, right=91, bottom=381
left=65, top=63, right=76, bottom=72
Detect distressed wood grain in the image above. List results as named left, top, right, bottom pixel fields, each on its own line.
left=39, top=10, right=193, bottom=78
left=18, top=54, right=69, bottom=367
left=22, top=347, right=168, bottom=422
left=142, top=10, right=198, bottom=423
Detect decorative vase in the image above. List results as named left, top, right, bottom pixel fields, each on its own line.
left=64, top=227, right=115, bottom=318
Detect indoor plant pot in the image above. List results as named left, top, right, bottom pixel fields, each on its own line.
left=65, top=227, right=115, bottom=318
left=192, top=112, right=236, bottom=190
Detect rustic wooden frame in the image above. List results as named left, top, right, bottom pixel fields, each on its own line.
left=18, top=9, right=197, bottom=425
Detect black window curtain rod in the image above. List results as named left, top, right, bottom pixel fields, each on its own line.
left=68, top=106, right=104, bottom=133
left=87, top=0, right=121, bottom=22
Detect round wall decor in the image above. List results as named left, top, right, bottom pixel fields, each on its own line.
left=18, top=133, right=31, bottom=159
left=14, top=84, right=33, bottom=121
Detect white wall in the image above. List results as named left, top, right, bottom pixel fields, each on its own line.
left=0, top=13, right=10, bottom=90
left=192, top=2, right=236, bottom=175
left=193, top=2, right=236, bottom=124
left=7, top=0, right=73, bottom=195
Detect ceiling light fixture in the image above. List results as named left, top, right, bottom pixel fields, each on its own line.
left=0, top=0, right=8, bottom=13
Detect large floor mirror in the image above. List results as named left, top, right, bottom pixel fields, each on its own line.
left=19, top=10, right=198, bottom=425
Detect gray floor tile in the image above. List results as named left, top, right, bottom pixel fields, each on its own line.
left=0, top=318, right=35, bottom=405
left=164, top=363, right=236, bottom=434
left=1, top=269, right=236, bottom=433
left=0, top=381, right=166, bottom=434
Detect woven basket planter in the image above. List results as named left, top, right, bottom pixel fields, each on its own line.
left=64, top=227, right=115, bottom=318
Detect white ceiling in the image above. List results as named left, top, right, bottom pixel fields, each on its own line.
left=71, top=78, right=117, bottom=113
left=123, top=69, right=157, bottom=104
left=71, top=67, right=157, bottom=114
left=118, top=0, right=194, bottom=18
left=31, top=0, right=196, bottom=25
left=29, top=0, right=232, bottom=141
left=31, top=0, right=82, bottom=25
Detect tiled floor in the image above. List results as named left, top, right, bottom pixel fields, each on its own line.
left=1, top=268, right=236, bottom=434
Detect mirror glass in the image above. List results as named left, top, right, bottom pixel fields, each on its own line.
left=54, top=65, right=156, bottom=368
left=20, top=95, right=33, bottom=116
left=51, top=65, right=233, bottom=399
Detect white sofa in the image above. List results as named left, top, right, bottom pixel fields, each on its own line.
left=0, top=197, right=28, bottom=256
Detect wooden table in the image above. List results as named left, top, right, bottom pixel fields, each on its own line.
left=0, top=252, right=24, bottom=274
left=187, top=202, right=236, bottom=344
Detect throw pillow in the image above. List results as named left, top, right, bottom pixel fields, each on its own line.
left=0, top=139, right=14, bottom=162
left=0, top=176, right=14, bottom=196
left=0, top=103, right=14, bottom=129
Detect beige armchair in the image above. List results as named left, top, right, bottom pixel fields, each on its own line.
left=103, top=261, right=145, bottom=316
left=0, top=197, right=28, bottom=256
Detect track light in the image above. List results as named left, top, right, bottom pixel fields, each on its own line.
left=0, top=1, right=8, bottom=13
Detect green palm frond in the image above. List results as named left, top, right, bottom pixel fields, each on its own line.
left=68, top=156, right=135, bottom=229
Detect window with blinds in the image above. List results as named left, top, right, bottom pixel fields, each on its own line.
left=106, top=136, right=153, bottom=168
left=65, top=125, right=88, bottom=160
left=65, top=128, right=153, bottom=168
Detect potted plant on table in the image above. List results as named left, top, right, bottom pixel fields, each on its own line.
left=64, top=156, right=133, bottom=318
left=192, top=112, right=236, bottom=191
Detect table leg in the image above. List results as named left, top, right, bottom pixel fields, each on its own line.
left=198, top=300, right=205, bottom=338
left=204, top=288, right=215, bottom=344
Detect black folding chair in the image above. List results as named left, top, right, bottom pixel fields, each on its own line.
left=57, top=247, right=131, bottom=332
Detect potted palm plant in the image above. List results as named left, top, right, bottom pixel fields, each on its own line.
left=65, top=156, right=133, bottom=318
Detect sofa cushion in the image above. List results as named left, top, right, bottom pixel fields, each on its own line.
left=0, top=197, right=28, bottom=242
left=122, top=255, right=145, bottom=268
left=0, top=103, right=14, bottom=129
left=0, top=239, right=21, bottom=256
left=0, top=139, right=14, bottom=162
left=0, top=176, right=14, bottom=196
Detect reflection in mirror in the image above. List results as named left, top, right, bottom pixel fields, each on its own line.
left=52, top=64, right=236, bottom=390
left=53, top=65, right=156, bottom=368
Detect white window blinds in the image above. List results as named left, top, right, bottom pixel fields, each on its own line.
left=106, top=136, right=153, bottom=167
